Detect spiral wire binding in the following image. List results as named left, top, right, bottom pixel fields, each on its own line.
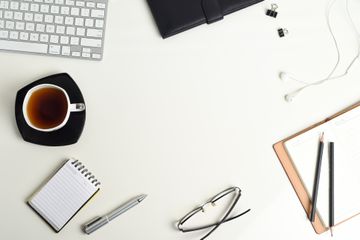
left=71, top=159, right=101, bottom=187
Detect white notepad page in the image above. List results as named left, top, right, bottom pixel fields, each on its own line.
left=285, top=105, right=360, bottom=226
left=28, top=159, right=100, bottom=232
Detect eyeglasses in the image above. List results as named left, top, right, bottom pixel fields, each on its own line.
left=177, top=187, right=251, bottom=240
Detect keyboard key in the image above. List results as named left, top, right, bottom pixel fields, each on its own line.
left=39, top=33, right=49, bottom=42
left=30, top=33, right=39, bottom=41
left=76, top=27, right=85, bottom=36
left=70, top=36, right=78, bottom=45
left=61, top=45, right=70, bottom=55
left=24, top=12, right=33, bottom=21
left=87, top=28, right=102, bottom=37
left=86, top=2, right=95, bottom=8
left=50, top=34, right=58, bottom=43
left=20, top=2, right=29, bottom=11
left=92, top=53, right=101, bottom=59
left=72, top=51, right=80, bottom=57
left=55, top=0, right=64, bottom=4
left=49, top=44, right=60, bottom=54
left=44, top=14, right=53, bottom=23
left=26, top=22, right=35, bottom=31
left=15, top=22, right=25, bottom=30
left=4, top=10, right=13, bottom=19
left=76, top=1, right=85, bottom=7
left=66, top=26, right=75, bottom=35
left=71, top=7, right=79, bottom=16
left=19, top=32, right=29, bottom=40
left=0, top=30, right=8, bottom=38
left=30, top=3, right=40, bottom=12
left=0, top=39, right=48, bottom=53
left=54, top=15, right=63, bottom=24
left=82, top=47, right=90, bottom=53
left=50, top=5, right=59, bottom=14
left=5, top=20, right=14, bottom=29
left=46, top=24, right=55, bottom=33
left=61, top=6, right=69, bottom=14
left=0, top=1, right=9, bottom=9
left=40, top=4, right=49, bottom=13
left=60, top=35, right=69, bottom=44
left=14, top=12, right=23, bottom=20
left=91, top=9, right=104, bottom=18
left=97, top=3, right=106, bottom=9
left=81, top=7, right=89, bottom=16
left=82, top=52, right=90, bottom=58
left=84, top=18, right=93, bottom=27
left=95, top=19, right=103, bottom=28
left=81, top=37, right=101, bottom=47
left=10, top=1, right=19, bottom=10
left=65, top=16, right=73, bottom=25
left=36, top=23, right=45, bottom=32
left=34, top=13, right=43, bottom=22
left=56, top=25, right=65, bottom=34
left=9, top=31, right=18, bottom=39
left=74, top=17, right=83, bottom=26
left=0, top=20, right=4, bottom=28
left=66, top=0, right=75, bottom=6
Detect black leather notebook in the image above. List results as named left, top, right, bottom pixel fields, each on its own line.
left=147, top=0, right=264, bottom=38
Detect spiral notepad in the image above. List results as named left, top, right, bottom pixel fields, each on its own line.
left=28, top=158, right=100, bottom=232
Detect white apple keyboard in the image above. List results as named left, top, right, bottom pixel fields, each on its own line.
left=0, top=0, right=108, bottom=60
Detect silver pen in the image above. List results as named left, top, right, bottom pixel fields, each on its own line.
left=83, top=194, right=147, bottom=234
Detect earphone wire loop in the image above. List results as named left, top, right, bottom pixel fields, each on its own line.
left=284, top=0, right=359, bottom=102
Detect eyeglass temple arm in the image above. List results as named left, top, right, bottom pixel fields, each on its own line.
left=199, top=193, right=242, bottom=240
left=179, top=208, right=251, bottom=232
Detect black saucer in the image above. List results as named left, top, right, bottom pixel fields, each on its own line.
left=15, top=73, right=86, bottom=146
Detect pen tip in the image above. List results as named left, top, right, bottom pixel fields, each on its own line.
left=138, top=194, right=147, bottom=202
left=330, top=227, right=333, bottom=237
left=320, top=132, right=324, bottom=142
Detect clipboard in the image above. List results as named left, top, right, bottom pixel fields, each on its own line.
left=273, top=101, right=360, bottom=234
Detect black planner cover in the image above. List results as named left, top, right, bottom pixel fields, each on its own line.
left=147, top=0, right=264, bottom=38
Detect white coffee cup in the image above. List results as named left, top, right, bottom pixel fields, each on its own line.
left=23, top=84, right=85, bottom=132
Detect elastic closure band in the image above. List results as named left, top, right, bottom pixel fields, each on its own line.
left=201, top=0, right=224, bottom=24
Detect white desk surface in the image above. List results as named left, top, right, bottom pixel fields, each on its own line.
left=1, top=0, right=360, bottom=239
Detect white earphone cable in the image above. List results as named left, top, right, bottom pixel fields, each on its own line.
left=283, top=0, right=359, bottom=102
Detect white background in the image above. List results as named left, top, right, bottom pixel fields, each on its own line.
left=1, top=0, right=360, bottom=239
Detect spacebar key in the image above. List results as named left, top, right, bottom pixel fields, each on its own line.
left=0, top=40, right=48, bottom=54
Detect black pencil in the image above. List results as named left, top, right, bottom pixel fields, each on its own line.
left=310, top=132, right=325, bottom=222
left=329, top=142, right=335, bottom=236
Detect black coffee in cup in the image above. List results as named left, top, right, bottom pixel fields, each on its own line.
left=26, top=87, right=68, bottom=129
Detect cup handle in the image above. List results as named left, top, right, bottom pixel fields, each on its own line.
left=70, top=103, right=86, bottom=112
